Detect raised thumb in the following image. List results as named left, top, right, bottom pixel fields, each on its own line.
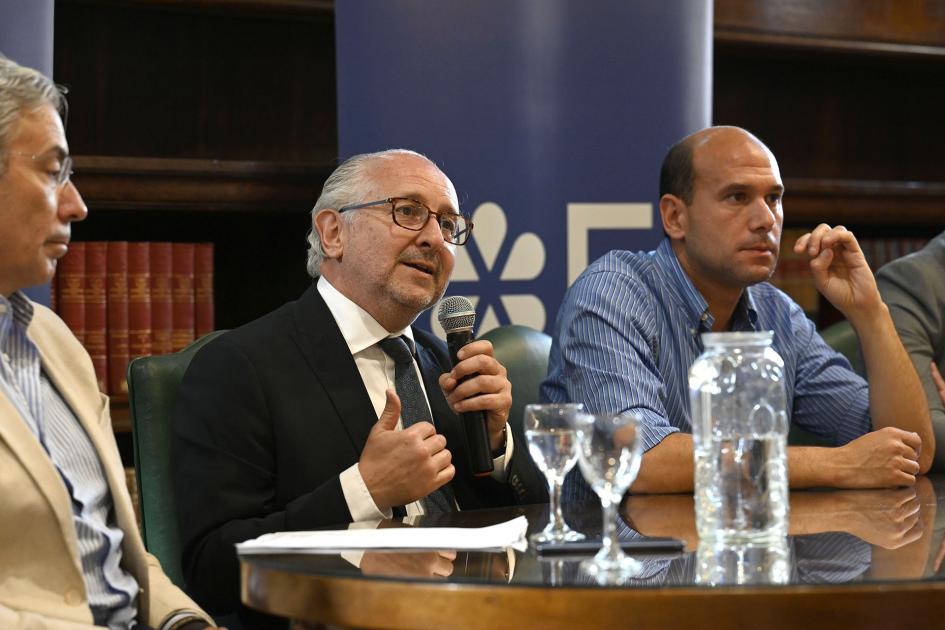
left=374, top=389, right=401, bottom=432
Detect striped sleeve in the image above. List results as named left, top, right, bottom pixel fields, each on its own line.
left=788, top=302, right=871, bottom=444
left=548, top=267, right=680, bottom=453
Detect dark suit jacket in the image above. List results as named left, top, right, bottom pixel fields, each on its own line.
left=172, top=284, right=547, bottom=612
left=876, top=230, right=945, bottom=471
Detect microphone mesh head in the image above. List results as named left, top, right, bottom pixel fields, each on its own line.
left=437, top=296, right=476, bottom=333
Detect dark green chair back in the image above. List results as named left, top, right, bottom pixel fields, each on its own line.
left=479, top=324, right=553, bottom=434
left=820, top=319, right=862, bottom=375
left=127, top=330, right=226, bottom=588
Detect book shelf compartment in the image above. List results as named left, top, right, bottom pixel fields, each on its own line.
left=110, top=395, right=131, bottom=433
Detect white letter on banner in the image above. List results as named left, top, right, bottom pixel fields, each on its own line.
left=566, top=203, right=653, bottom=286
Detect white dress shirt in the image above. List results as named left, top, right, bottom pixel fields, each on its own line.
left=317, top=277, right=513, bottom=521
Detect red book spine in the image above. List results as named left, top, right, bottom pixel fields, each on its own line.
left=171, top=243, right=196, bottom=352
left=85, top=242, right=108, bottom=392
left=57, top=242, right=86, bottom=344
left=150, top=242, right=173, bottom=355
left=194, top=243, right=215, bottom=337
left=50, top=268, right=58, bottom=313
left=107, top=242, right=130, bottom=395
left=128, top=243, right=152, bottom=359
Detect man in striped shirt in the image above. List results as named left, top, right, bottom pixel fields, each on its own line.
left=543, top=126, right=933, bottom=496
left=0, top=56, right=218, bottom=629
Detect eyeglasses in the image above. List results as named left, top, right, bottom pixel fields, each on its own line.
left=338, top=197, right=473, bottom=246
left=10, top=151, right=74, bottom=188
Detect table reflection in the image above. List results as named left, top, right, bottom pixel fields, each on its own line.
left=616, top=475, right=942, bottom=585
left=508, top=474, right=944, bottom=587
left=238, top=476, right=945, bottom=628
left=696, top=539, right=791, bottom=585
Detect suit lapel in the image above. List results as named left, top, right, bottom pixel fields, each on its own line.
left=291, top=285, right=378, bottom=456
left=0, top=392, right=81, bottom=552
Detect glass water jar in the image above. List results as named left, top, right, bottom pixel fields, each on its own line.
left=689, top=331, right=789, bottom=543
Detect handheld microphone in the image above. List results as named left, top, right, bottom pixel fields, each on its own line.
left=437, top=296, right=494, bottom=476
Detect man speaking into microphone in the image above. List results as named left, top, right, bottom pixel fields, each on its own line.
left=171, top=149, right=547, bottom=615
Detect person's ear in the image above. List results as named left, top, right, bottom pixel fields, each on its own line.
left=314, top=209, right=345, bottom=259
left=659, top=194, right=688, bottom=240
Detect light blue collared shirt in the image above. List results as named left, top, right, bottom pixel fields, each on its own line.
left=541, top=239, right=871, bottom=502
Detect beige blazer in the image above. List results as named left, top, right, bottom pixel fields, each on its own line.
left=0, top=302, right=211, bottom=629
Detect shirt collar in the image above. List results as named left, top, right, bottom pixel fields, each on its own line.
left=654, top=239, right=759, bottom=332
left=738, top=287, right=761, bottom=330
left=654, top=239, right=713, bottom=330
left=0, top=291, right=35, bottom=335
left=316, top=277, right=414, bottom=355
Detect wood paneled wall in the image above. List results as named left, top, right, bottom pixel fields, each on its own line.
left=715, top=0, right=945, bottom=232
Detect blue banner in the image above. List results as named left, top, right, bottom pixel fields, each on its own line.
left=336, top=1, right=712, bottom=334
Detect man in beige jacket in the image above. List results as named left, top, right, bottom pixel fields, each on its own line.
left=0, top=55, right=219, bottom=629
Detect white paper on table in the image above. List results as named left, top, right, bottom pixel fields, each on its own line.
left=236, top=515, right=529, bottom=554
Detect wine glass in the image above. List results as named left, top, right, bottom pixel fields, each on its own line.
left=524, top=403, right=586, bottom=544
left=571, top=411, right=644, bottom=583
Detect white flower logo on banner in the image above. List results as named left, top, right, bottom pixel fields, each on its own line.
left=433, top=201, right=546, bottom=337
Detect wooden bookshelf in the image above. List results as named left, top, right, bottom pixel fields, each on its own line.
left=784, top=178, right=945, bottom=228
left=715, top=0, right=945, bottom=57
left=54, top=0, right=338, bottom=444
left=714, top=0, right=945, bottom=236
left=72, top=156, right=329, bottom=212
left=715, top=0, right=945, bottom=327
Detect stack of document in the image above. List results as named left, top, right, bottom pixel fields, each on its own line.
left=236, top=516, right=528, bottom=554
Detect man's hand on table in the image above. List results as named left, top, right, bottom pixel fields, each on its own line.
left=831, top=427, right=921, bottom=488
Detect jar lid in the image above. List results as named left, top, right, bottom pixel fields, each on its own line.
left=701, top=331, right=774, bottom=346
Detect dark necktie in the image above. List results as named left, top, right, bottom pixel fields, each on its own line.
left=377, top=336, right=456, bottom=516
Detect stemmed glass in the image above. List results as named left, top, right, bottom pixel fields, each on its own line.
left=524, top=403, right=586, bottom=544
left=571, top=411, right=644, bottom=583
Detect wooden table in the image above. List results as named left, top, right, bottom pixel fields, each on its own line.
left=241, top=475, right=945, bottom=629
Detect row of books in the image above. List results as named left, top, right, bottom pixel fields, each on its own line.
left=54, top=242, right=215, bottom=396
left=771, top=228, right=927, bottom=318
left=859, top=237, right=928, bottom=273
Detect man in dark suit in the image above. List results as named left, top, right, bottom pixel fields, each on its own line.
left=876, top=230, right=945, bottom=471
left=172, top=149, right=546, bottom=614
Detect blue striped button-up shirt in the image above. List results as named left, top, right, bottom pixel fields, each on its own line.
left=0, top=292, right=139, bottom=629
left=542, top=239, right=871, bottom=498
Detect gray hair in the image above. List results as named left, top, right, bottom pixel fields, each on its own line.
left=305, top=148, right=434, bottom=278
left=0, top=55, right=66, bottom=174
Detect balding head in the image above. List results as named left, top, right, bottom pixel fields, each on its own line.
left=657, top=125, right=784, bottom=303
left=659, top=126, right=773, bottom=205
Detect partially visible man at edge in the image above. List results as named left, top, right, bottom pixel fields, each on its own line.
left=172, top=149, right=547, bottom=615
left=0, top=56, right=218, bottom=629
left=876, top=230, right=945, bottom=471
left=542, top=125, right=934, bottom=496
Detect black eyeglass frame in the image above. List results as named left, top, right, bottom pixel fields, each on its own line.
left=337, top=197, right=473, bottom=246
